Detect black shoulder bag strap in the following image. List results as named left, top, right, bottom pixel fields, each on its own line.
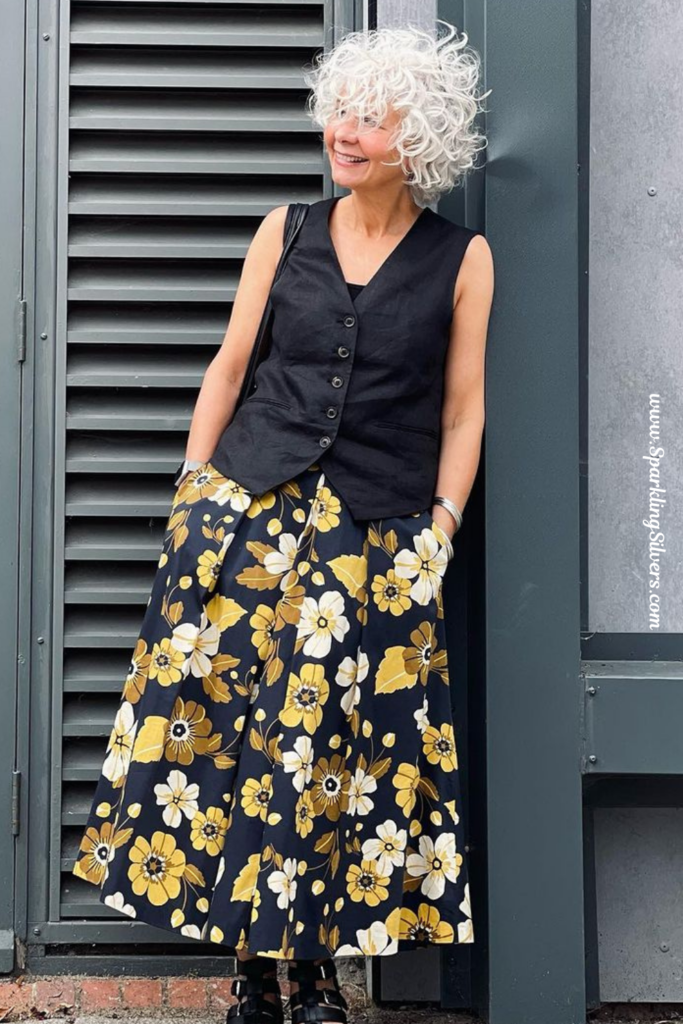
left=235, top=201, right=310, bottom=410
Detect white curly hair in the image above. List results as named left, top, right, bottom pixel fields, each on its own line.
left=303, top=20, right=490, bottom=206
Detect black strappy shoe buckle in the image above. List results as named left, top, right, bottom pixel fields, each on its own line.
left=287, top=958, right=349, bottom=1024
left=226, top=956, right=284, bottom=1024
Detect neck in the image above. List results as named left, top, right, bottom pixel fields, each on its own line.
left=338, top=190, right=423, bottom=238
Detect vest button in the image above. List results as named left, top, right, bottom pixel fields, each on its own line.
left=337, top=345, right=350, bottom=358
left=319, top=435, right=331, bottom=447
left=343, top=315, right=356, bottom=328
left=331, top=376, right=343, bottom=388
left=326, top=406, right=338, bottom=418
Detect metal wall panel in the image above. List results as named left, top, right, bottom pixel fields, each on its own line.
left=27, top=0, right=349, bottom=951
left=588, top=0, right=683, bottom=633
left=594, top=807, right=683, bottom=1001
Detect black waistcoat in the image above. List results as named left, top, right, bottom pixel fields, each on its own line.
left=210, top=196, right=482, bottom=520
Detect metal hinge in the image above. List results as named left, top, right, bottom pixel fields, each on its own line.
left=17, top=299, right=26, bottom=363
left=12, top=770, right=21, bottom=836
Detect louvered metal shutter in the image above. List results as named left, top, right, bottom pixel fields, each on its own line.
left=49, top=0, right=361, bottom=946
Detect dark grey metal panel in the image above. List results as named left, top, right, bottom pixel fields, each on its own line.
left=0, top=0, right=26, bottom=977
left=594, top=807, right=683, bottom=1001
left=484, top=1, right=584, bottom=1022
left=587, top=0, right=683, bottom=633
left=583, top=661, right=683, bottom=775
left=26, top=0, right=351, bottom=950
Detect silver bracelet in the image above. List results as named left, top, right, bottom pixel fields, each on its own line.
left=433, top=495, right=463, bottom=531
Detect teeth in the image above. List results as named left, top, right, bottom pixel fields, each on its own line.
left=336, top=153, right=366, bottom=163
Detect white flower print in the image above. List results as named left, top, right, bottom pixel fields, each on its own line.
left=267, top=856, right=298, bottom=909
left=210, top=479, right=252, bottom=511
left=282, top=736, right=315, bottom=792
left=171, top=611, right=220, bottom=679
left=361, top=819, right=407, bottom=875
left=414, top=695, right=430, bottom=733
left=458, top=882, right=474, bottom=943
left=406, top=833, right=460, bottom=899
left=336, top=921, right=398, bottom=956
left=102, top=701, right=138, bottom=784
left=263, top=533, right=299, bottom=580
left=393, top=529, right=449, bottom=606
left=296, top=590, right=350, bottom=657
left=336, top=649, right=368, bottom=717
left=347, top=767, right=378, bottom=816
left=154, top=769, right=200, bottom=828
left=103, top=891, right=136, bottom=918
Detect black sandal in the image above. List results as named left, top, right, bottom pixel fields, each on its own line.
left=226, top=956, right=284, bottom=1024
left=287, top=958, right=348, bottom=1024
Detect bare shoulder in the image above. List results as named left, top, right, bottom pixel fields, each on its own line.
left=454, top=232, right=495, bottom=308
left=252, top=203, right=290, bottom=252
left=242, top=204, right=290, bottom=282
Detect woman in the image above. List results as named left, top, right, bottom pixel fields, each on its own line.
left=73, top=20, right=494, bottom=1024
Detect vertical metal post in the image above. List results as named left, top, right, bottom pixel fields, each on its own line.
left=484, top=1, right=584, bottom=1021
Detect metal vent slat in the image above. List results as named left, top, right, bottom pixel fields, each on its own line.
left=50, top=0, right=332, bottom=937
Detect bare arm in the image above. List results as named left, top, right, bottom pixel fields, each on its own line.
left=183, top=204, right=290, bottom=463
left=432, top=233, right=495, bottom=542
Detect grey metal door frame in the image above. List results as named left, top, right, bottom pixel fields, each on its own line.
left=0, top=0, right=28, bottom=977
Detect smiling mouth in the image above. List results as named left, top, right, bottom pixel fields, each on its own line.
left=334, top=151, right=368, bottom=164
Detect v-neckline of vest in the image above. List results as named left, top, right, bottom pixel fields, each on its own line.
left=323, top=195, right=430, bottom=311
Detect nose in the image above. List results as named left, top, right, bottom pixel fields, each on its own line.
left=334, top=115, right=360, bottom=142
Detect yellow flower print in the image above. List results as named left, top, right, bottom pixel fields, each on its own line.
left=371, top=569, right=412, bottom=615
left=171, top=612, right=220, bottom=679
left=241, top=773, right=273, bottom=819
left=190, top=806, right=229, bottom=856
left=422, top=723, right=458, bottom=772
left=310, top=485, right=342, bottom=532
left=295, top=790, right=316, bottom=838
left=154, top=769, right=199, bottom=828
left=361, top=819, right=407, bottom=876
left=385, top=901, right=455, bottom=943
left=102, top=701, right=138, bottom=785
left=296, top=591, right=350, bottom=657
left=310, top=754, right=351, bottom=821
left=266, top=856, right=298, bottom=910
left=247, top=489, right=277, bottom=517
left=403, top=621, right=445, bottom=686
left=164, top=698, right=213, bottom=765
left=180, top=464, right=229, bottom=505
left=250, top=604, right=278, bottom=661
left=127, top=830, right=187, bottom=906
left=405, top=833, right=462, bottom=898
left=279, top=664, right=330, bottom=735
left=392, top=762, right=421, bottom=818
left=73, top=821, right=128, bottom=886
left=346, top=859, right=390, bottom=906
left=347, top=767, right=378, bottom=816
left=149, top=637, right=186, bottom=687
left=196, top=548, right=224, bottom=591
left=123, top=639, right=151, bottom=704
left=394, top=529, right=448, bottom=606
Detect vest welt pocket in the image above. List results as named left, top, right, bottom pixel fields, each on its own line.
left=374, top=419, right=438, bottom=439
left=245, top=395, right=291, bottom=411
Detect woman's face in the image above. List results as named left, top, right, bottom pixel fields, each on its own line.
left=323, top=105, right=407, bottom=193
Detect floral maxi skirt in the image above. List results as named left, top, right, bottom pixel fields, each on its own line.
left=72, top=461, right=474, bottom=958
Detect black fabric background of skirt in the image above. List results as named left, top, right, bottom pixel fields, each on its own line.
left=73, top=461, right=474, bottom=958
